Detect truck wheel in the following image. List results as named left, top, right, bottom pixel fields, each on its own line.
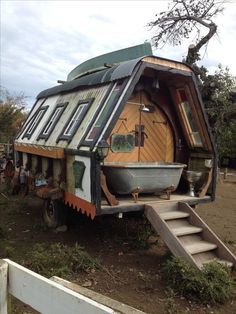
left=43, top=199, right=67, bottom=228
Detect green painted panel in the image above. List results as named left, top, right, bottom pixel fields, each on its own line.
left=73, top=161, right=86, bottom=190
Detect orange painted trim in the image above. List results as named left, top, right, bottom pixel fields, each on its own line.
left=14, top=143, right=65, bottom=159
left=64, top=192, right=96, bottom=219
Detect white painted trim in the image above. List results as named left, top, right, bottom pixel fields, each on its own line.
left=3, top=259, right=113, bottom=314
left=0, top=260, right=8, bottom=314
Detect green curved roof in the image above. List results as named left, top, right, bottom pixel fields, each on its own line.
left=67, top=42, right=153, bottom=81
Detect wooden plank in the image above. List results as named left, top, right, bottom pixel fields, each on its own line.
left=4, top=259, right=114, bottom=314
left=0, top=260, right=8, bottom=314
left=51, top=276, right=147, bottom=314
left=184, top=241, right=217, bottom=255
left=171, top=226, right=202, bottom=236
left=100, top=172, right=119, bottom=206
left=198, top=168, right=213, bottom=197
left=160, top=211, right=190, bottom=220
left=14, top=143, right=65, bottom=159
left=142, top=57, right=192, bottom=73
left=145, top=204, right=197, bottom=266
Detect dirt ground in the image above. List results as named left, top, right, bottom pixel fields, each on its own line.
left=0, top=176, right=236, bottom=314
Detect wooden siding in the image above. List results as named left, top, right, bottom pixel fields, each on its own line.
left=106, top=91, right=174, bottom=163
left=14, top=143, right=65, bottom=159
left=142, top=57, right=192, bottom=73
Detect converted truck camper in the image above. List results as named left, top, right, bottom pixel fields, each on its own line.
left=14, top=43, right=236, bottom=269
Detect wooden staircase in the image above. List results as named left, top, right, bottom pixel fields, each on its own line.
left=145, top=202, right=236, bottom=269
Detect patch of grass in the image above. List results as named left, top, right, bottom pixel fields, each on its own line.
left=132, top=222, right=154, bottom=249
left=23, top=242, right=100, bottom=278
left=32, top=222, right=49, bottom=232
left=224, top=237, right=236, bottom=245
left=0, top=241, right=14, bottom=258
left=162, top=256, right=236, bottom=305
left=0, top=225, right=7, bottom=239
left=164, top=289, right=179, bottom=314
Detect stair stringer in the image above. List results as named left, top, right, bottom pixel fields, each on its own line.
left=145, top=202, right=199, bottom=268
left=145, top=201, right=236, bottom=270
left=179, top=202, right=236, bottom=269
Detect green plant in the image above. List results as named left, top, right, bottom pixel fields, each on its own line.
left=162, top=256, right=235, bottom=305
left=132, top=222, right=154, bottom=249
left=0, top=225, right=7, bottom=239
left=224, top=237, right=236, bottom=245
left=23, top=242, right=100, bottom=278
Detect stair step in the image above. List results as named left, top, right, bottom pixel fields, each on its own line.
left=160, top=211, right=190, bottom=220
left=185, top=241, right=217, bottom=255
left=202, top=258, right=233, bottom=268
left=172, top=226, right=202, bottom=236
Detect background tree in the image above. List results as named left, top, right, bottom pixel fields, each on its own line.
left=0, top=87, right=28, bottom=143
left=148, top=0, right=223, bottom=71
left=201, top=66, right=236, bottom=134
left=148, top=0, right=236, bottom=163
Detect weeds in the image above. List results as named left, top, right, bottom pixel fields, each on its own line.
left=132, top=222, right=154, bottom=249
left=162, top=256, right=236, bottom=305
left=23, top=242, right=100, bottom=278
left=0, top=225, right=7, bottom=239
left=164, top=289, right=179, bottom=314
left=224, top=237, right=236, bottom=245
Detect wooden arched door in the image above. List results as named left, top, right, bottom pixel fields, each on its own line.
left=106, top=91, right=174, bottom=162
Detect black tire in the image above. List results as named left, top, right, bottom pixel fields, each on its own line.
left=43, top=199, right=67, bottom=228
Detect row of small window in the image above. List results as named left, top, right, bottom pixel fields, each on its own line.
left=23, top=98, right=93, bottom=141
left=23, top=82, right=122, bottom=144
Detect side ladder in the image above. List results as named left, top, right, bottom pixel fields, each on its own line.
left=145, top=202, right=236, bottom=269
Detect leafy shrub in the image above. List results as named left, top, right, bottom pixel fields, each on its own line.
left=0, top=225, right=7, bottom=239
left=23, top=242, right=100, bottom=278
left=162, top=256, right=235, bottom=304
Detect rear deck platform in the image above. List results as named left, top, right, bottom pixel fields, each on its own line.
left=100, top=194, right=211, bottom=215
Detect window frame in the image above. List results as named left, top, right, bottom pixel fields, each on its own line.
left=23, top=106, right=48, bottom=139
left=176, top=88, right=203, bottom=148
left=57, top=98, right=94, bottom=142
left=80, top=81, right=126, bottom=149
left=38, top=102, right=68, bottom=140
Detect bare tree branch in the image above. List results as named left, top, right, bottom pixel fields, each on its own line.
left=148, top=0, right=224, bottom=65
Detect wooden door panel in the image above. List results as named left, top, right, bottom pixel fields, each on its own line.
left=140, top=92, right=174, bottom=162
left=106, top=102, right=139, bottom=162
left=106, top=91, right=174, bottom=163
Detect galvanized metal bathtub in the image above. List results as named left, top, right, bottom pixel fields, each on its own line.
left=102, top=162, right=186, bottom=195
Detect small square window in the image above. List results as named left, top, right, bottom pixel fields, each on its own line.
left=58, top=98, right=94, bottom=141
left=38, top=102, right=68, bottom=140
left=23, top=106, right=48, bottom=139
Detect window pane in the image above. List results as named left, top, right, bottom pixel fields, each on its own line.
left=43, top=107, right=62, bottom=135
left=27, top=110, right=44, bottom=134
left=64, top=103, right=87, bottom=136
left=178, top=89, right=203, bottom=147
left=87, top=88, right=119, bottom=140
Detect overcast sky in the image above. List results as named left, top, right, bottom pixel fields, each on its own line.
left=1, top=0, right=236, bottom=108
